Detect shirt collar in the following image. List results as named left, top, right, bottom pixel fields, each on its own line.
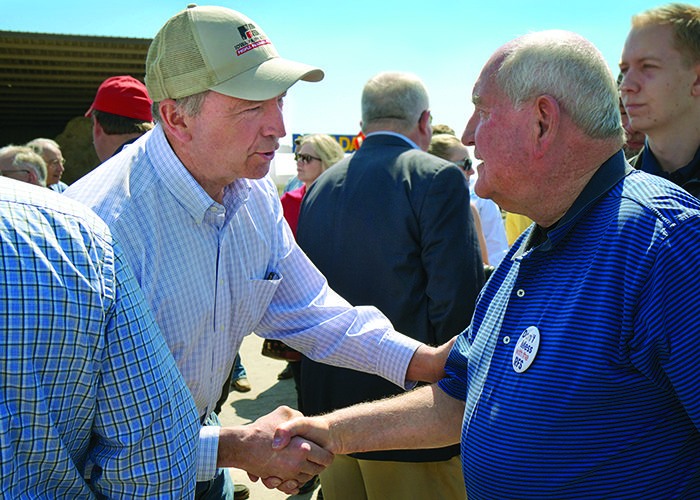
left=637, top=141, right=700, bottom=187
left=111, top=136, right=139, bottom=158
left=364, top=131, right=421, bottom=150
left=516, top=150, right=631, bottom=256
left=147, top=124, right=251, bottom=225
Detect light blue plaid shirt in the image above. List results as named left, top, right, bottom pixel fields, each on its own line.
left=0, top=178, right=199, bottom=498
left=65, top=124, right=421, bottom=479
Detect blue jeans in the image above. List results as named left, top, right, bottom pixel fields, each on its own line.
left=231, top=353, right=247, bottom=381
left=195, top=468, right=237, bottom=500
left=214, top=353, right=247, bottom=414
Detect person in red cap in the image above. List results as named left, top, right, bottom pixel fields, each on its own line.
left=85, top=75, right=154, bottom=162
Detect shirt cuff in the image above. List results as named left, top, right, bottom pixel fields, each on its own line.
left=377, top=330, right=422, bottom=390
left=197, top=425, right=220, bottom=481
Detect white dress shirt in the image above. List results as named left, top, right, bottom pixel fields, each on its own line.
left=65, top=124, right=420, bottom=479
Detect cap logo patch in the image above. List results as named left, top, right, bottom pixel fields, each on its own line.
left=235, top=24, right=271, bottom=56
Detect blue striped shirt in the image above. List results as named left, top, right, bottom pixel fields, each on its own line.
left=439, top=151, right=700, bottom=499
left=65, top=124, right=421, bottom=479
left=0, top=178, right=199, bottom=498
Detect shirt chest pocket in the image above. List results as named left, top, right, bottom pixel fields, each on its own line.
left=234, top=273, right=282, bottom=330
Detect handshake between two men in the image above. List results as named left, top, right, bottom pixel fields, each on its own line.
left=221, top=340, right=463, bottom=496
left=230, top=381, right=466, bottom=495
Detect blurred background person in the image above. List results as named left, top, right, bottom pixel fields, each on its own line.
left=0, top=145, right=47, bottom=187
left=277, top=133, right=346, bottom=493
left=296, top=71, right=483, bottom=500
left=620, top=101, right=646, bottom=159
left=620, top=3, right=700, bottom=197
left=431, top=123, right=455, bottom=136
left=504, top=212, right=533, bottom=247
left=429, top=132, right=508, bottom=267
left=26, top=138, right=66, bottom=192
left=281, top=133, right=345, bottom=236
left=617, top=73, right=646, bottom=159
left=85, top=75, right=154, bottom=163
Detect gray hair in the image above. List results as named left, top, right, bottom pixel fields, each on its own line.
left=0, top=145, right=48, bottom=186
left=496, top=30, right=623, bottom=140
left=25, top=138, right=60, bottom=157
left=361, top=72, right=430, bottom=134
left=151, top=90, right=210, bottom=123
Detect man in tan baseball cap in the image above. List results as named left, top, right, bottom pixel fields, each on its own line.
left=65, top=4, right=454, bottom=499
left=145, top=4, right=323, bottom=103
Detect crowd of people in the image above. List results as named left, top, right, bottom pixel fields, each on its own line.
left=1, top=2, right=699, bottom=500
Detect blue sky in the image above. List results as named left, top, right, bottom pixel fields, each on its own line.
left=7, top=0, right=662, bottom=145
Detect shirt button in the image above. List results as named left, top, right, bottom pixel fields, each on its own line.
left=516, top=289, right=525, bottom=297
left=503, top=336, right=511, bottom=344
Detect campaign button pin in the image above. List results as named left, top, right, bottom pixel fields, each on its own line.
left=512, top=326, right=540, bottom=373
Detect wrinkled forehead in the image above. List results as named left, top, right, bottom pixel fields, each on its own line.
left=43, top=146, right=63, bottom=160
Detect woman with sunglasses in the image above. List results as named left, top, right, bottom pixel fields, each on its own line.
left=281, top=133, right=345, bottom=236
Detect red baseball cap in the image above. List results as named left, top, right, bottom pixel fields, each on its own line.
left=85, top=75, right=153, bottom=121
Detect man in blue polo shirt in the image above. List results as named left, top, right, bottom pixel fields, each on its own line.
left=272, top=29, right=700, bottom=499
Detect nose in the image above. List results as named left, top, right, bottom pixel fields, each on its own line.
left=462, top=112, right=478, bottom=147
left=618, top=70, right=636, bottom=96
left=265, top=98, right=286, bottom=139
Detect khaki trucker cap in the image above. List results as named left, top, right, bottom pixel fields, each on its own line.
left=145, top=4, right=324, bottom=102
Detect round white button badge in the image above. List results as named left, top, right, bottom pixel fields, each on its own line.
left=512, top=326, right=540, bottom=373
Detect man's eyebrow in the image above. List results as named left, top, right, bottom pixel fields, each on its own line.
left=621, top=54, right=664, bottom=66
left=472, top=94, right=482, bottom=106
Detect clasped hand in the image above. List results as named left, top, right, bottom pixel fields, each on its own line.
left=238, top=406, right=333, bottom=494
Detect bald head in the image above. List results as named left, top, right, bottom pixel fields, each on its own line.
left=361, top=72, right=430, bottom=134
left=26, top=138, right=64, bottom=187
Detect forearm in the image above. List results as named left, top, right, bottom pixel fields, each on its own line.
left=325, top=384, right=464, bottom=455
left=405, top=339, right=455, bottom=383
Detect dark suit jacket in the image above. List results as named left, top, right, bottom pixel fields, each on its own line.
left=296, top=133, right=485, bottom=462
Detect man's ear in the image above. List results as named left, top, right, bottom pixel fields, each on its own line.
left=27, top=170, right=39, bottom=186
left=418, top=109, right=432, bottom=135
left=533, top=95, right=560, bottom=158
left=158, top=100, right=193, bottom=142
left=691, top=62, right=700, bottom=97
left=92, top=117, right=104, bottom=139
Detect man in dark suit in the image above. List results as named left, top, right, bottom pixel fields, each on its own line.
left=296, top=71, right=484, bottom=500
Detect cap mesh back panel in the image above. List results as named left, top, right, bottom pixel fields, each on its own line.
left=159, top=15, right=213, bottom=99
